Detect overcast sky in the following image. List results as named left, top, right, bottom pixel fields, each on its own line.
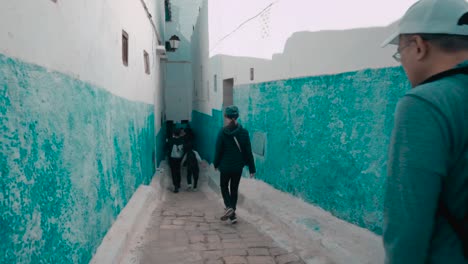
left=208, top=0, right=419, bottom=58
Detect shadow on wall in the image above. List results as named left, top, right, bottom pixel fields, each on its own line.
left=272, top=26, right=399, bottom=79
left=156, top=122, right=167, bottom=166
left=192, top=27, right=410, bottom=234
left=165, top=3, right=195, bottom=122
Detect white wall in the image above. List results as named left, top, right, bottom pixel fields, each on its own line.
left=192, top=0, right=410, bottom=113
left=166, top=0, right=203, bottom=61
left=191, top=0, right=213, bottom=115
left=0, top=0, right=164, bottom=112
left=165, top=62, right=192, bottom=121
left=213, top=25, right=400, bottom=86
left=163, top=0, right=203, bottom=122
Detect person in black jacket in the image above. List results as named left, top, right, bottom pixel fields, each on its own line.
left=182, top=141, right=202, bottom=191
left=214, top=105, right=256, bottom=224
left=184, top=124, right=195, bottom=146
left=167, top=128, right=185, bottom=193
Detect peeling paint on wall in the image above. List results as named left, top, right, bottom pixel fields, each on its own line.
left=0, top=54, right=158, bottom=263
left=192, top=67, right=410, bottom=234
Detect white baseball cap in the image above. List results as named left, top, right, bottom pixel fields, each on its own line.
left=381, top=0, right=468, bottom=47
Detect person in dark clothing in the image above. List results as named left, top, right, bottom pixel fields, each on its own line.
left=213, top=105, right=256, bottom=224
left=167, top=128, right=185, bottom=193
left=182, top=141, right=202, bottom=191
left=184, top=124, right=195, bottom=146
left=381, top=0, right=468, bottom=262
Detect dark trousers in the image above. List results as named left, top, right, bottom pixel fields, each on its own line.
left=187, top=167, right=200, bottom=188
left=220, top=171, right=242, bottom=211
left=169, top=158, right=182, bottom=189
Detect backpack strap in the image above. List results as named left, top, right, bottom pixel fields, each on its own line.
left=233, top=136, right=242, bottom=153
left=420, top=66, right=468, bottom=85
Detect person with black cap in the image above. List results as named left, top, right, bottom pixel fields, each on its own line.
left=213, top=105, right=256, bottom=224
left=381, top=0, right=468, bottom=262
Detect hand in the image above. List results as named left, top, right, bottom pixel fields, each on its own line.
left=250, top=173, right=255, bottom=179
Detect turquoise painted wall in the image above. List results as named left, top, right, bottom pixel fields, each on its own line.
left=0, top=54, right=160, bottom=263
left=156, top=123, right=166, bottom=166
left=191, top=109, right=223, bottom=163
left=193, top=67, right=410, bottom=234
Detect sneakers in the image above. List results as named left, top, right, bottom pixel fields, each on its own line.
left=173, top=188, right=179, bottom=193
left=220, top=208, right=235, bottom=221
left=193, top=187, right=198, bottom=192
left=230, top=214, right=237, bottom=224
left=186, top=184, right=192, bottom=191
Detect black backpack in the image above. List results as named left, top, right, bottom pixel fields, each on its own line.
left=185, top=150, right=199, bottom=169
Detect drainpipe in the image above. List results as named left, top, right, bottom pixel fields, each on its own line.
left=139, top=0, right=162, bottom=45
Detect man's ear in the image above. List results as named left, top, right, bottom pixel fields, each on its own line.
left=413, top=35, right=429, bottom=61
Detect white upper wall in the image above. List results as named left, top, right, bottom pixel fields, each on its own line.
left=192, top=0, right=417, bottom=114
left=166, top=0, right=203, bottom=61
left=191, top=0, right=213, bottom=115
left=152, top=0, right=167, bottom=41
left=0, top=0, right=164, bottom=105
left=215, top=25, right=401, bottom=86
left=164, top=0, right=203, bottom=122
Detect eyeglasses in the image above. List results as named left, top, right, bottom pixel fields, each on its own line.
left=392, top=41, right=415, bottom=62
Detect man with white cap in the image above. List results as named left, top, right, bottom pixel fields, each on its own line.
left=382, top=0, right=468, bottom=263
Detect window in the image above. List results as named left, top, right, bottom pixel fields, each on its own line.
left=143, top=50, right=150, bottom=74
left=122, top=30, right=129, bottom=66
left=223, top=78, right=234, bottom=106
left=250, top=68, right=254, bottom=81
left=165, top=0, right=172, bottom=21
left=214, top=74, right=217, bottom=92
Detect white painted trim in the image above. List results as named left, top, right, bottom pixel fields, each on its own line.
left=89, top=184, right=157, bottom=264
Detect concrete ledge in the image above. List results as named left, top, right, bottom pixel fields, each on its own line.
left=90, top=183, right=158, bottom=264
left=118, top=162, right=173, bottom=264
left=151, top=165, right=169, bottom=200
left=203, top=165, right=384, bottom=264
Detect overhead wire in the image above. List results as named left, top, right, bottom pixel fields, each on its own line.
left=209, top=0, right=280, bottom=52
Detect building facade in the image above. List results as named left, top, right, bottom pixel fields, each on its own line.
left=0, top=0, right=167, bottom=262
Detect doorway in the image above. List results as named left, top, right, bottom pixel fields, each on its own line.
left=223, top=78, right=234, bottom=107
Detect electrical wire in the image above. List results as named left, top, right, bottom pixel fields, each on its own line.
left=209, top=0, right=279, bottom=52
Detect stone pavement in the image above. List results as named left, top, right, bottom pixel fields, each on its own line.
left=125, top=180, right=306, bottom=264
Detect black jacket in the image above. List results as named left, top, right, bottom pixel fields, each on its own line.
left=166, top=136, right=185, bottom=159
left=213, top=124, right=256, bottom=174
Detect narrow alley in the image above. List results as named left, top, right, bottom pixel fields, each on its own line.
left=111, top=162, right=382, bottom=264
left=122, top=164, right=305, bottom=264
left=3, top=0, right=467, bottom=263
